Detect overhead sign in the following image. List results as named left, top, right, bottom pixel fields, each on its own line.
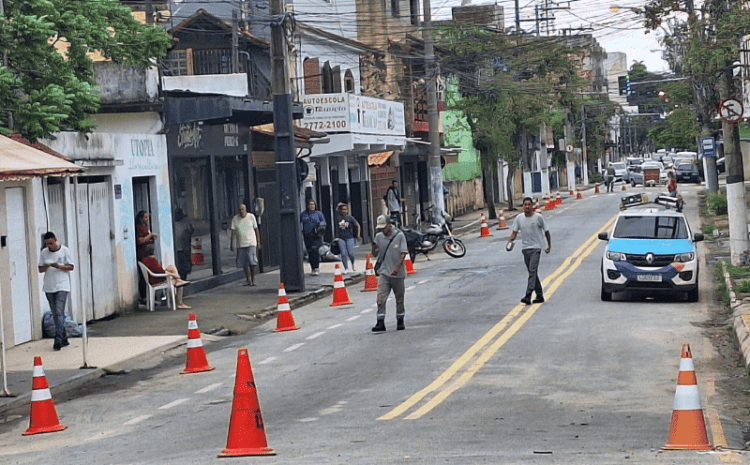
left=719, top=98, right=743, bottom=123
left=301, top=93, right=405, bottom=136
left=701, top=136, right=716, bottom=158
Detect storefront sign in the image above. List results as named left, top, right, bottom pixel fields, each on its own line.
left=301, top=93, right=405, bottom=136
left=167, top=122, right=249, bottom=157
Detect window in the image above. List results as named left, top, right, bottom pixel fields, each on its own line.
left=391, top=0, right=400, bottom=17
left=613, top=216, right=688, bottom=239
left=163, top=50, right=190, bottom=76
left=344, top=70, right=355, bottom=93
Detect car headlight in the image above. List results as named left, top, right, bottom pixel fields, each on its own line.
left=606, top=250, right=627, bottom=261
left=674, top=252, right=695, bottom=262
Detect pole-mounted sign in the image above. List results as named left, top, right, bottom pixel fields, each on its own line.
left=719, top=98, right=743, bottom=124
left=701, top=136, right=715, bottom=158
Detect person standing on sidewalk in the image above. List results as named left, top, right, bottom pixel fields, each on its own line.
left=230, top=203, right=261, bottom=286
left=335, top=202, right=361, bottom=274
left=371, top=215, right=408, bottom=332
left=38, top=232, right=75, bottom=351
left=386, top=180, right=402, bottom=228
left=301, top=200, right=326, bottom=276
left=507, top=197, right=551, bottom=305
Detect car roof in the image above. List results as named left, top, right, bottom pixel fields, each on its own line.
left=619, top=207, right=683, bottom=217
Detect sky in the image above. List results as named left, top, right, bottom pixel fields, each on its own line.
left=433, top=0, right=671, bottom=73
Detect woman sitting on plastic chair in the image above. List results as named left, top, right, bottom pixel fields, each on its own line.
left=141, top=243, right=192, bottom=309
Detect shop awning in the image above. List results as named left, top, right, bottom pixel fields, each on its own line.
left=367, top=151, right=394, bottom=166
left=252, top=123, right=329, bottom=150
left=0, top=135, right=84, bottom=181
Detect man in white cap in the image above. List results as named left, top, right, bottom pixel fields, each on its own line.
left=371, top=215, right=408, bottom=331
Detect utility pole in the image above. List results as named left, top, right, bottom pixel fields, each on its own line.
left=581, top=103, right=589, bottom=185
left=423, top=0, right=444, bottom=223
left=270, top=0, right=305, bottom=291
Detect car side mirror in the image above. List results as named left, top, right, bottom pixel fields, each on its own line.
left=598, top=231, right=609, bottom=241
left=693, top=232, right=704, bottom=242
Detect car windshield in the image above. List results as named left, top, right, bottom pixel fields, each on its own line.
left=676, top=163, right=694, bottom=171
left=611, top=162, right=626, bottom=170
left=642, top=163, right=661, bottom=170
left=613, top=215, right=689, bottom=239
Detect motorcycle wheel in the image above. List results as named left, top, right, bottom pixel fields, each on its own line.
left=443, top=238, right=466, bottom=258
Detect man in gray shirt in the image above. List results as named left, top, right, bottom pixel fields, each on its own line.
left=371, top=215, right=408, bottom=332
left=507, top=197, right=551, bottom=305
left=386, top=181, right=401, bottom=228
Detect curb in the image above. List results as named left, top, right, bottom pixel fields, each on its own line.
left=721, top=261, right=750, bottom=368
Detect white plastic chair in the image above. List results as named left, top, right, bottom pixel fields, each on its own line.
left=138, top=261, right=176, bottom=311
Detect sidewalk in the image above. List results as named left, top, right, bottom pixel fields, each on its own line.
left=0, top=204, right=527, bottom=415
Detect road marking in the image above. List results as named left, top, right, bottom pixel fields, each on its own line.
left=306, top=331, right=326, bottom=340
left=123, top=414, right=152, bottom=426
left=418, top=279, right=429, bottom=284
left=158, top=398, right=190, bottom=410
left=195, top=383, right=223, bottom=394
left=406, top=285, right=416, bottom=291
left=284, top=343, right=305, bottom=352
left=328, top=323, right=344, bottom=329
left=379, top=215, right=616, bottom=421
left=259, top=356, right=277, bottom=364
left=361, top=308, right=373, bottom=314
left=346, top=315, right=361, bottom=321
left=299, top=417, right=318, bottom=422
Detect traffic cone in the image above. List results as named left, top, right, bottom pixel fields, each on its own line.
left=569, top=189, right=575, bottom=196
left=480, top=214, right=491, bottom=237
left=190, top=237, right=205, bottom=266
left=576, top=189, right=583, bottom=200
left=181, top=313, right=215, bottom=374
left=362, top=254, right=378, bottom=292
left=218, top=348, right=276, bottom=457
left=622, top=183, right=627, bottom=191
left=664, top=343, right=712, bottom=450
left=594, top=183, right=601, bottom=194
left=23, top=356, right=67, bottom=435
left=404, top=252, right=416, bottom=274
left=497, top=210, right=508, bottom=230
left=556, top=192, right=562, bottom=205
left=274, top=283, right=299, bottom=332
left=331, top=264, right=353, bottom=306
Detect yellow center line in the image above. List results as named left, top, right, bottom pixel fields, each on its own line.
left=378, top=215, right=616, bottom=421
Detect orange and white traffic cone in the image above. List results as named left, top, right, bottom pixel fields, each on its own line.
left=23, top=356, right=67, bottom=435
left=594, top=183, right=601, bottom=194
left=497, top=210, right=508, bottom=230
left=274, top=283, right=299, bottom=332
left=404, top=252, right=416, bottom=274
left=190, top=237, right=205, bottom=266
left=576, top=189, right=583, bottom=200
left=331, top=264, right=353, bottom=306
left=663, top=343, right=712, bottom=450
left=362, top=254, right=378, bottom=292
left=556, top=192, right=562, bottom=205
left=569, top=189, right=575, bottom=196
left=479, top=214, right=491, bottom=237
left=218, top=348, right=276, bottom=457
left=622, top=182, right=627, bottom=191
left=181, top=313, right=215, bottom=374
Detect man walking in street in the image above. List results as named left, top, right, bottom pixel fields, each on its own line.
left=301, top=200, right=326, bottom=276
left=507, top=197, right=551, bottom=305
left=371, top=215, right=408, bottom=332
left=230, top=203, right=261, bottom=286
left=38, top=231, right=75, bottom=351
left=386, top=180, right=402, bottom=228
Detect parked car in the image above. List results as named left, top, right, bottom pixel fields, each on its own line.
left=598, top=196, right=704, bottom=302
left=602, top=162, right=628, bottom=182
left=716, top=157, right=725, bottom=174
left=674, top=162, right=701, bottom=183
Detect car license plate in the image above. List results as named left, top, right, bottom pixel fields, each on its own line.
left=637, top=274, right=662, bottom=282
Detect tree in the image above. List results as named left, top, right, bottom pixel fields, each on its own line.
left=0, top=0, right=171, bottom=140
left=437, top=23, right=586, bottom=210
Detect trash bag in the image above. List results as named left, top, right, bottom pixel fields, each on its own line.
left=42, top=311, right=82, bottom=338
left=318, top=242, right=341, bottom=262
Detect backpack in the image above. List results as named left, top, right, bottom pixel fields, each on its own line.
left=383, top=188, right=390, bottom=202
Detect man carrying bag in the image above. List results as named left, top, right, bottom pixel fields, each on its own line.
left=371, top=215, right=408, bottom=332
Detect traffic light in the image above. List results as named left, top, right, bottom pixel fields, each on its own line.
left=618, top=75, right=631, bottom=96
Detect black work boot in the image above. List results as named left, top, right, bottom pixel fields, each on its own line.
left=372, top=320, right=386, bottom=332
left=520, top=294, right=532, bottom=305
left=397, top=317, right=405, bottom=331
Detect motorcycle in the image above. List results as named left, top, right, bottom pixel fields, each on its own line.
left=402, top=213, right=466, bottom=261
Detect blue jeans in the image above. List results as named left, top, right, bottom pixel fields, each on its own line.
left=337, top=238, right=356, bottom=270
left=45, top=291, right=69, bottom=346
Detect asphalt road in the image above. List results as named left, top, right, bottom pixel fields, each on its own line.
left=2, top=184, right=747, bottom=464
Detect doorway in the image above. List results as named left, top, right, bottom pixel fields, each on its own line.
left=6, top=187, right=32, bottom=344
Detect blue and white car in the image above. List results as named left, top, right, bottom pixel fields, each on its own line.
left=598, top=197, right=704, bottom=301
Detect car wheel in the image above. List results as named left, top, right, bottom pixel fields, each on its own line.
left=601, top=277, right=612, bottom=301
left=631, top=179, right=636, bottom=188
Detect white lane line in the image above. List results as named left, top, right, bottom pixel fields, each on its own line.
left=346, top=315, right=361, bottom=321
left=259, top=356, right=277, bottom=365
left=284, top=343, right=305, bottom=352
left=361, top=308, right=373, bottom=314
left=306, top=331, right=326, bottom=340
left=158, top=398, right=190, bottom=410
left=417, top=279, right=429, bottom=285
left=406, top=285, right=416, bottom=291
left=195, top=383, right=223, bottom=394
left=123, top=414, right=152, bottom=426
left=299, top=417, right=318, bottom=422
left=328, top=323, right=344, bottom=329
